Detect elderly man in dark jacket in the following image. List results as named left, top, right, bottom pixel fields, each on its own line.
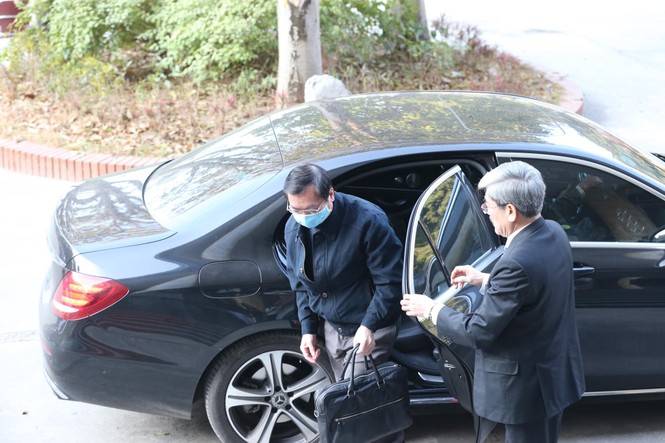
left=402, top=161, right=585, bottom=443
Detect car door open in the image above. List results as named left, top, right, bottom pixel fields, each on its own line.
left=403, top=165, right=503, bottom=417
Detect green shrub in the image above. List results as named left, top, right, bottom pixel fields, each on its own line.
left=146, top=0, right=277, bottom=83
left=1, top=27, right=122, bottom=98
left=2, top=0, right=472, bottom=100
left=320, top=0, right=454, bottom=91
left=27, top=0, right=153, bottom=61
left=229, top=68, right=277, bottom=98
left=321, top=1, right=432, bottom=61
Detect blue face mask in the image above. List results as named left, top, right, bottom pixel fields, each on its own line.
left=293, top=204, right=331, bottom=229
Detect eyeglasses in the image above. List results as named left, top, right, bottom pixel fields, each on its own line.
left=286, top=199, right=328, bottom=215
left=481, top=202, right=503, bottom=214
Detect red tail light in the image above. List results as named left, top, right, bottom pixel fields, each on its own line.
left=51, top=271, right=129, bottom=320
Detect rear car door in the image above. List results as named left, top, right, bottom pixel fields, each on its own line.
left=402, top=165, right=502, bottom=414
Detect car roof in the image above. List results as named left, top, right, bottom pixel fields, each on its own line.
left=269, top=90, right=664, bottom=188
left=271, top=91, right=563, bottom=160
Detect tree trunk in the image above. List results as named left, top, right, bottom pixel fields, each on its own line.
left=417, top=0, right=429, bottom=38
left=276, top=0, right=322, bottom=108
left=400, top=0, right=429, bottom=39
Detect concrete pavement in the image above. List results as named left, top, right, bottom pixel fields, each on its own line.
left=0, top=170, right=72, bottom=334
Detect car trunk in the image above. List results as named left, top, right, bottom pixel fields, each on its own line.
left=47, top=165, right=174, bottom=265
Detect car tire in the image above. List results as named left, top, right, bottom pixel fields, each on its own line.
left=205, top=331, right=334, bottom=443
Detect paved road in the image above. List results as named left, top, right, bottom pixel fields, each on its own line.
left=426, top=0, right=665, bottom=156
left=0, top=171, right=71, bottom=335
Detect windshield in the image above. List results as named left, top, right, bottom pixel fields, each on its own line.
left=144, top=118, right=282, bottom=229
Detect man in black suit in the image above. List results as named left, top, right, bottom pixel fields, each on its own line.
left=402, top=161, right=585, bottom=443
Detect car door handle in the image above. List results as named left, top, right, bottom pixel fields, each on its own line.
left=573, top=266, right=595, bottom=278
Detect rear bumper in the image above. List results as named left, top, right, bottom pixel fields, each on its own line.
left=42, top=361, right=69, bottom=400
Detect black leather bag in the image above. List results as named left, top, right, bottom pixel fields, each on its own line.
left=314, top=344, right=412, bottom=443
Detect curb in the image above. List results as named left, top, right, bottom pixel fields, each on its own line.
left=1, top=79, right=584, bottom=182
left=548, top=72, right=584, bottom=115
left=0, top=139, right=163, bottom=181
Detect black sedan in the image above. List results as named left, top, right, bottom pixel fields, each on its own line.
left=40, top=91, right=665, bottom=443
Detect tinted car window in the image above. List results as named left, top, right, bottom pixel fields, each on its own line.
left=521, top=158, right=665, bottom=242
left=144, top=118, right=281, bottom=229
left=409, top=167, right=495, bottom=298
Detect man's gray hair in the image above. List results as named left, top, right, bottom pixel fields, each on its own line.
left=478, top=161, right=546, bottom=217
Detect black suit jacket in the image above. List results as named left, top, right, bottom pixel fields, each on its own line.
left=437, top=217, right=585, bottom=424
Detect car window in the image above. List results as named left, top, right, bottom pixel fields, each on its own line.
left=514, top=158, right=665, bottom=242
left=144, top=118, right=281, bottom=229
left=405, top=166, right=497, bottom=299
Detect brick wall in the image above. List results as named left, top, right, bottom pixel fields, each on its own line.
left=0, top=139, right=164, bottom=181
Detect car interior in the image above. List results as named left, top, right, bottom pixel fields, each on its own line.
left=527, top=158, right=665, bottom=243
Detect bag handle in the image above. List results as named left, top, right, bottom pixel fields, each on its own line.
left=340, top=344, right=386, bottom=396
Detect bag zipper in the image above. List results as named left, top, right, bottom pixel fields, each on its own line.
left=333, top=397, right=406, bottom=424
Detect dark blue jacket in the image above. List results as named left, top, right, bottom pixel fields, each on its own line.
left=284, top=192, right=403, bottom=336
